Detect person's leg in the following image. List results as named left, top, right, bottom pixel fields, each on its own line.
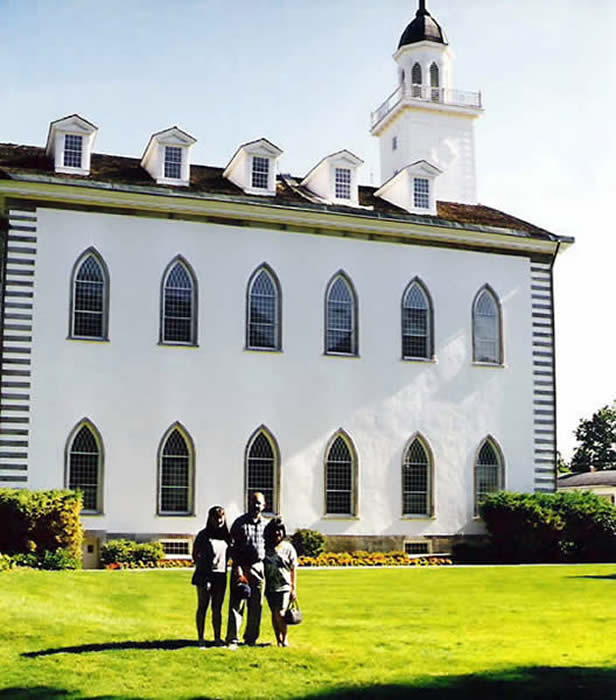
left=244, top=571, right=264, bottom=644
left=277, top=612, right=289, bottom=647
left=211, top=574, right=226, bottom=643
left=196, top=586, right=211, bottom=645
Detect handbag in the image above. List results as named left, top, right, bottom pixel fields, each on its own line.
left=284, top=598, right=303, bottom=625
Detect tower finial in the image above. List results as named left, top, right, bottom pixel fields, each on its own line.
left=418, top=0, right=427, bottom=14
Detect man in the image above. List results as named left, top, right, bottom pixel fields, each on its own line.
left=226, top=491, right=266, bottom=648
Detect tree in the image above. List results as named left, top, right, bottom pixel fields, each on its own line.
left=570, top=401, right=616, bottom=472
left=556, top=450, right=570, bottom=474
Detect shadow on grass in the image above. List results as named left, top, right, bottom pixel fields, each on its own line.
left=570, top=574, right=616, bottom=581
left=21, top=638, right=198, bottom=658
left=303, top=666, right=616, bottom=700
left=4, top=666, right=616, bottom=699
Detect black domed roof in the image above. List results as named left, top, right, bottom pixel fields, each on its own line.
left=398, top=1, right=448, bottom=49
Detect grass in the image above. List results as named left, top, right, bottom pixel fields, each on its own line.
left=2, top=565, right=616, bottom=699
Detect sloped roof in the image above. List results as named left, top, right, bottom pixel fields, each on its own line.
left=0, top=142, right=567, bottom=241
left=557, top=471, right=616, bottom=488
left=398, top=2, right=447, bottom=48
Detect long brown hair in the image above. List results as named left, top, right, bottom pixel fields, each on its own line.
left=204, top=505, right=230, bottom=543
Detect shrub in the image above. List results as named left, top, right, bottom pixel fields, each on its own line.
left=40, top=548, right=81, bottom=570
left=291, top=528, right=326, bottom=557
left=479, top=490, right=616, bottom=563
left=298, top=551, right=451, bottom=567
left=0, top=553, right=13, bottom=572
left=0, top=489, right=83, bottom=561
left=101, top=540, right=165, bottom=566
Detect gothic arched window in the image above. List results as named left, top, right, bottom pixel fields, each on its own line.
left=475, top=438, right=504, bottom=515
left=246, top=265, right=281, bottom=350
left=325, top=432, right=357, bottom=516
left=66, top=421, right=103, bottom=513
left=411, top=62, right=422, bottom=97
left=402, top=278, right=433, bottom=360
left=472, top=285, right=503, bottom=364
left=158, top=424, right=194, bottom=515
left=430, top=62, right=440, bottom=101
left=245, top=427, right=280, bottom=514
left=325, top=272, right=358, bottom=356
left=161, top=257, right=198, bottom=344
left=402, top=436, right=432, bottom=517
left=70, top=249, right=109, bottom=340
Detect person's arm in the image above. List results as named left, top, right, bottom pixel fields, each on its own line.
left=192, top=531, right=203, bottom=564
left=290, top=544, right=298, bottom=600
left=229, top=519, right=245, bottom=580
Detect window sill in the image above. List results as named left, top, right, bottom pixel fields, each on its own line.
left=472, top=361, right=506, bottom=369
left=157, top=512, right=196, bottom=518
left=244, top=347, right=282, bottom=353
left=67, top=336, right=109, bottom=343
left=81, top=510, right=104, bottom=517
left=400, top=515, right=435, bottom=521
left=158, top=342, right=199, bottom=348
left=401, top=357, right=437, bottom=364
left=322, top=514, right=359, bottom=520
left=323, top=352, right=360, bottom=359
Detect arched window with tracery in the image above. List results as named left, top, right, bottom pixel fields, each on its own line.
left=402, top=278, right=433, bottom=360
left=245, top=427, right=280, bottom=514
left=158, top=425, right=194, bottom=515
left=70, top=249, right=109, bottom=339
left=161, top=257, right=198, bottom=344
left=66, top=421, right=103, bottom=513
left=325, top=432, right=357, bottom=516
left=472, top=285, right=502, bottom=364
left=402, top=436, right=432, bottom=517
left=246, top=265, right=281, bottom=350
left=475, top=438, right=504, bottom=515
left=325, top=272, right=358, bottom=356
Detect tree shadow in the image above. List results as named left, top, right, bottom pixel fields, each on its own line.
left=21, top=638, right=199, bottom=658
left=300, top=666, right=616, bottom=700
left=569, top=574, right=616, bottom=581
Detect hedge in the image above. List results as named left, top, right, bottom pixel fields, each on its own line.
left=291, top=528, right=326, bottom=557
left=0, top=489, right=83, bottom=562
left=477, top=490, right=616, bottom=563
left=101, top=540, right=165, bottom=566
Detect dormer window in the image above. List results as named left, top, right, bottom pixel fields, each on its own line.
left=413, top=177, right=430, bottom=209
left=335, top=168, right=351, bottom=200
left=164, top=146, right=182, bottom=180
left=141, top=127, right=197, bottom=187
left=64, top=134, right=83, bottom=168
left=252, top=156, right=270, bottom=189
left=301, top=150, right=363, bottom=206
left=46, top=114, right=98, bottom=176
left=374, top=160, right=441, bottom=215
left=223, top=138, right=282, bottom=196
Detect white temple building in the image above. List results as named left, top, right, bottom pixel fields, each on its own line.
left=0, top=2, right=572, bottom=566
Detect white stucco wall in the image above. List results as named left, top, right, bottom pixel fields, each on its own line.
left=27, top=207, right=535, bottom=539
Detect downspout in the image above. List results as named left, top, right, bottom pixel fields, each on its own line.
left=549, top=240, right=561, bottom=490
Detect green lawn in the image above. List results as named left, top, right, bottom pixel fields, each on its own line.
left=2, top=565, right=616, bottom=699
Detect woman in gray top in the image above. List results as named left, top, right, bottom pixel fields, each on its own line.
left=263, top=517, right=298, bottom=647
left=192, top=505, right=230, bottom=647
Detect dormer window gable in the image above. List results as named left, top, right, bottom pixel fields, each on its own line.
left=45, top=114, right=98, bottom=176
left=301, top=150, right=364, bottom=206
left=140, top=127, right=197, bottom=187
left=223, top=138, right=282, bottom=196
left=374, top=160, right=441, bottom=215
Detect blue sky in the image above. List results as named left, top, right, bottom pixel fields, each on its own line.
left=1, top=0, right=615, bottom=458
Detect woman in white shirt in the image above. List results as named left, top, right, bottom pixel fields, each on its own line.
left=192, top=505, right=230, bottom=647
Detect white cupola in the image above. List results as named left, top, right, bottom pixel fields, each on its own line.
left=223, top=138, right=282, bottom=196
left=370, top=0, right=483, bottom=205
left=45, top=114, right=98, bottom=176
left=301, top=150, right=363, bottom=206
left=374, top=160, right=441, bottom=215
left=141, top=127, right=197, bottom=187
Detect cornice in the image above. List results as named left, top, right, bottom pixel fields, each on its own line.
left=0, top=177, right=572, bottom=256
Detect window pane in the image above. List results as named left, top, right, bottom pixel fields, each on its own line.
left=64, top=134, right=83, bottom=168
left=475, top=441, right=501, bottom=511
left=335, top=168, right=351, bottom=199
left=403, top=439, right=429, bottom=515
left=326, top=436, right=353, bottom=514
left=69, top=425, right=99, bottom=511
left=252, top=157, right=269, bottom=189
left=402, top=283, right=430, bottom=359
left=248, top=269, right=278, bottom=349
left=73, top=256, right=105, bottom=338
left=474, top=290, right=499, bottom=363
left=327, top=277, right=355, bottom=354
left=247, top=432, right=275, bottom=512
left=164, top=146, right=182, bottom=179
left=163, top=262, right=193, bottom=343
left=160, top=429, right=190, bottom=513
left=414, top=178, right=430, bottom=209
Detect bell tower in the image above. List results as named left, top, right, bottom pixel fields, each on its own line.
left=370, top=1, right=483, bottom=204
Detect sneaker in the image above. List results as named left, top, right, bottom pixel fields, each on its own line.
left=226, top=642, right=238, bottom=651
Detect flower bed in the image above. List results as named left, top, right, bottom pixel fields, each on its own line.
left=105, top=559, right=192, bottom=570
left=298, top=551, right=452, bottom=567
